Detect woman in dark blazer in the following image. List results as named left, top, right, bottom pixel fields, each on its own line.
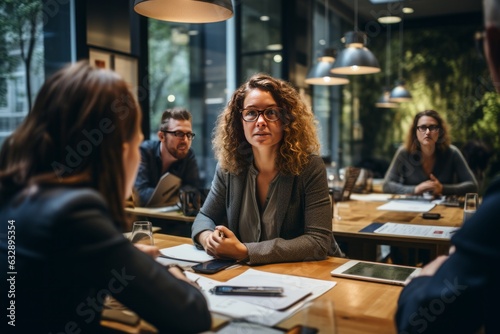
left=0, top=61, right=210, bottom=333
left=192, top=74, right=343, bottom=265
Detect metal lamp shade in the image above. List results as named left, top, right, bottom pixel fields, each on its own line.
left=134, top=0, right=234, bottom=23
left=375, top=90, right=399, bottom=108
left=389, top=81, right=412, bottom=102
left=331, top=31, right=381, bottom=75
left=305, top=49, right=350, bottom=85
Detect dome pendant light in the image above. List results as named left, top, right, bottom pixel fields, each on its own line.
left=376, top=24, right=398, bottom=108
left=331, top=0, right=381, bottom=75
left=390, top=12, right=412, bottom=102
left=306, top=0, right=349, bottom=85
left=306, top=48, right=350, bottom=85
left=133, top=0, right=234, bottom=23
left=376, top=90, right=399, bottom=108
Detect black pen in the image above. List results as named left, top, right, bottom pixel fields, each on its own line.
left=209, top=285, right=284, bottom=296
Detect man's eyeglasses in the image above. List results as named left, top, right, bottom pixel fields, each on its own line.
left=240, top=107, right=283, bottom=122
left=162, top=130, right=195, bottom=140
left=416, top=125, right=440, bottom=133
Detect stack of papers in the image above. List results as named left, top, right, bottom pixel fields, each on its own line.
left=157, top=244, right=214, bottom=268
left=185, top=269, right=336, bottom=326
left=349, top=193, right=393, bottom=202
left=377, top=200, right=436, bottom=212
left=160, top=244, right=214, bottom=262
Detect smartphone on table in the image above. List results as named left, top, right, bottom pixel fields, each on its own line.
left=191, top=259, right=237, bottom=274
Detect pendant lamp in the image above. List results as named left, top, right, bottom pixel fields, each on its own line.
left=306, top=0, right=349, bottom=85
left=331, top=0, right=380, bottom=75
left=376, top=24, right=398, bottom=108
left=306, top=48, right=350, bottom=85
left=389, top=80, right=412, bottom=102
left=133, top=0, right=234, bottom=23
left=376, top=90, right=399, bottom=108
left=390, top=13, right=412, bottom=102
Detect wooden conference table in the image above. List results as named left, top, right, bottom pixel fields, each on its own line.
left=102, top=234, right=402, bottom=334
left=333, top=196, right=463, bottom=261
left=127, top=196, right=463, bottom=262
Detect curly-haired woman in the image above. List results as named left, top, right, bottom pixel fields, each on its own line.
left=191, top=73, right=343, bottom=265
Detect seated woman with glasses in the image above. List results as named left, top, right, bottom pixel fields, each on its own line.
left=191, top=73, right=343, bottom=265
left=383, top=109, right=478, bottom=196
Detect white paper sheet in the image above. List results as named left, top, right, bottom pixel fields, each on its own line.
left=350, top=193, right=394, bottom=202
left=146, top=205, right=180, bottom=212
left=374, top=222, right=459, bottom=239
left=160, top=244, right=214, bottom=263
left=377, top=200, right=436, bottom=212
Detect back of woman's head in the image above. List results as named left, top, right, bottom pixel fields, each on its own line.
left=0, top=61, right=141, bottom=224
left=214, top=73, right=320, bottom=175
left=405, top=109, right=450, bottom=152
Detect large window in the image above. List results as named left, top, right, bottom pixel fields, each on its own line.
left=0, top=0, right=74, bottom=146
left=0, top=0, right=45, bottom=145
left=148, top=20, right=228, bottom=188
left=309, top=0, right=347, bottom=167
left=240, top=0, right=283, bottom=80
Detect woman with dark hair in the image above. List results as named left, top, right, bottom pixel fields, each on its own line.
left=191, top=73, right=343, bottom=265
left=0, top=61, right=210, bottom=333
left=383, top=109, right=478, bottom=196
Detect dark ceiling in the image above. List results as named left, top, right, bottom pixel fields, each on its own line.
left=333, top=0, right=483, bottom=28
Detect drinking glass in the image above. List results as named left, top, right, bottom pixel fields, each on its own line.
left=301, top=299, right=337, bottom=334
left=463, top=193, right=478, bottom=224
left=129, top=221, right=154, bottom=245
left=335, top=202, right=350, bottom=221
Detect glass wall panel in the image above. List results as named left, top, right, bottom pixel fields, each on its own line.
left=148, top=20, right=228, bottom=188
left=0, top=0, right=73, bottom=146
left=309, top=0, right=346, bottom=166
left=240, top=0, right=283, bottom=80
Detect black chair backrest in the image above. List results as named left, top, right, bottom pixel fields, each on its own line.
left=340, top=166, right=361, bottom=201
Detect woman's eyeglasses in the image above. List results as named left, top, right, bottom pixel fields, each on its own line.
left=416, top=125, right=440, bottom=133
left=162, top=130, right=195, bottom=140
left=240, top=107, right=283, bottom=122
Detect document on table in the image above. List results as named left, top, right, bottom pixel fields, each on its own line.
left=374, top=222, right=459, bottom=239
left=185, top=269, right=336, bottom=327
left=377, top=200, right=436, bottom=212
left=159, top=244, right=214, bottom=263
left=143, top=205, right=180, bottom=213
left=350, top=193, right=394, bottom=202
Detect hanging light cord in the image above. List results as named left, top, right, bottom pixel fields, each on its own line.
left=354, top=0, right=359, bottom=32
left=354, top=0, right=358, bottom=32
left=324, top=0, right=328, bottom=45
left=386, top=25, right=392, bottom=88
left=398, top=14, right=404, bottom=80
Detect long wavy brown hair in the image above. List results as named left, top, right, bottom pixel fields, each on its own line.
left=213, top=73, right=320, bottom=175
left=404, top=109, right=451, bottom=153
left=0, top=61, right=141, bottom=228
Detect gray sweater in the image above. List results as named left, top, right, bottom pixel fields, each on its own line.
left=383, top=145, right=478, bottom=195
left=191, top=155, right=343, bottom=265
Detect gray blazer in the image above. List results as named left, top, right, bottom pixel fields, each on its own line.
left=191, top=155, right=343, bottom=265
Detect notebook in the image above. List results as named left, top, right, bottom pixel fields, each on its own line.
left=146, top=173, right=182, bottom=207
